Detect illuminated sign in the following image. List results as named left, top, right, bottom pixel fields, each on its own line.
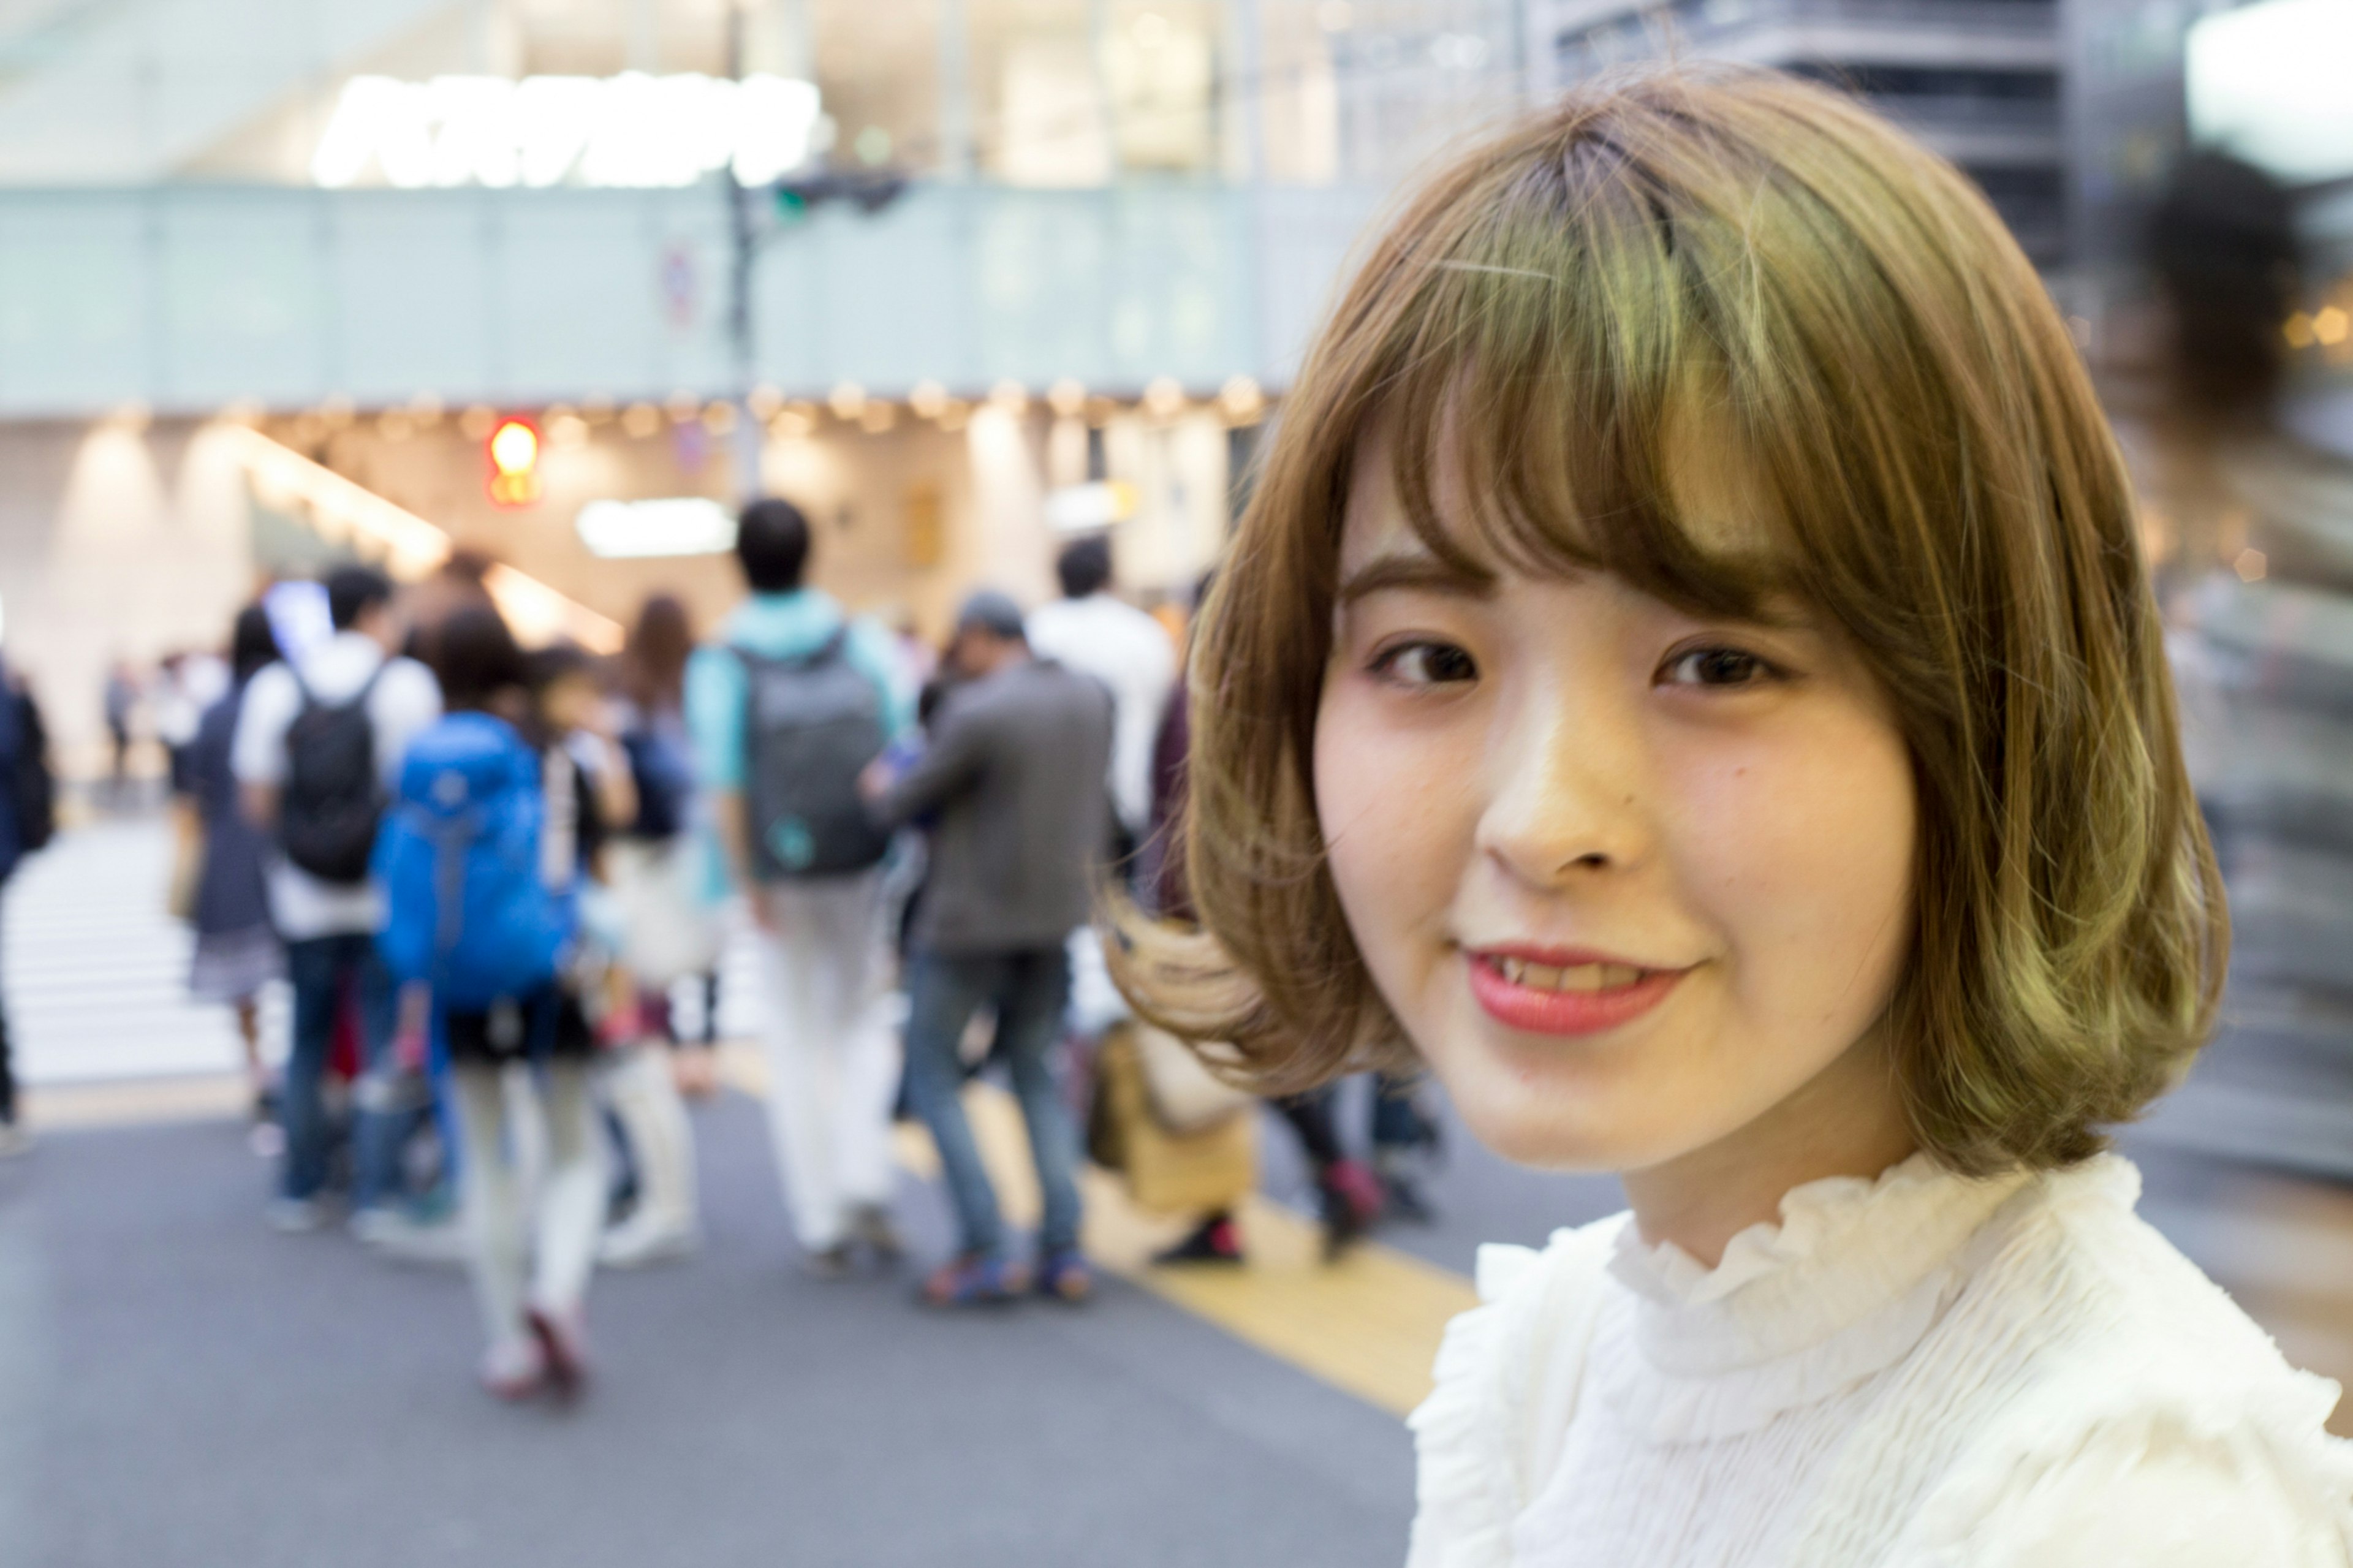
left=311, top=73, right=822, bottom=190
left=575, top=498, right=738, bottom=559
left=488, top=417, right=541, bottom=507
left=1045, top=480, right=1140, bottom=534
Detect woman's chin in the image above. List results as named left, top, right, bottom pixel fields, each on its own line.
left=1444, top=1065, right=1657, bottom=1173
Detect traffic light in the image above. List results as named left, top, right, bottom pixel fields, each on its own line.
left=487, top=416, right=540, bottom=507
left=773, top=170, right=907, bottom=221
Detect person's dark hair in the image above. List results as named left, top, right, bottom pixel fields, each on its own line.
left=524, top=640, right=595, bottom=695
left=324, top=564, right=395, bottom=631
left=1056, top=536, right=1113, bottom=599
left=2146, top=152, right=2302, bottom=424
left=735, top=498, right=812, bottom=593
left=431, top=607, right=527, bottom=714
left=229, top=605, right=281, bottom=686
left=624, top=593, right=694, bottom=710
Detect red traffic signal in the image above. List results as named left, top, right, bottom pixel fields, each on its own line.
left=487, top=416, right=541, bottom=507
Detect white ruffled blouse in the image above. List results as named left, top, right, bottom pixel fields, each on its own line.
left=1407, top=1154, right=2353, bottom=1567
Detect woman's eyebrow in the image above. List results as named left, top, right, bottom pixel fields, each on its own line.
left=1335, top=552, right=1498, bottom=607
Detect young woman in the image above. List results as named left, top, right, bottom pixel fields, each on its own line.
left=1119, top=68, right=2353, bottom=1564
left=599, top=594, right=719, bottom=1268
left=173, top=605, right=284, bottom=1133
left=387, top=608, right=607, bottom=1401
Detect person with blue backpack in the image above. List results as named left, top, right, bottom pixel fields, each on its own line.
left=377, top=607, right=605, bottom=1401
left=684, top=496, right=914, bottom=1276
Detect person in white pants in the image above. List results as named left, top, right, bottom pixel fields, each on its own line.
left=751, top=873, right=903, bottom=1270
left=684, top=498, right=915, bottom=1274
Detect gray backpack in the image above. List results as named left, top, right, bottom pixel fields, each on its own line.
left=734, top=632, right=890, bottom=879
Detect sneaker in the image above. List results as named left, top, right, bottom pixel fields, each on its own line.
left=525, top=1303, right=589, bottom=1400
left=1033, top=1248, right=1093, bottom=1305
left=480, top=1336, right=547, bottom=1402
left=919, top=1252, right=1017, bottom=1308
left=849, top=1203, right=904, bottom=1263
left=801, top=1240, right=855, bottom=1279
left=1154, top=1214, right=1245, bottom=1267
left=599, top=1216, right=700, bottom=1270
left=0, top=1122, right=31, bottom=1160
left=267, top=1197, right=330, bottom=1233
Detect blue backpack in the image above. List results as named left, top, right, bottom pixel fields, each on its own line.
left=374, top=713, right=574, bottom=1010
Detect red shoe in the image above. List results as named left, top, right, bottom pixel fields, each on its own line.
left=1153, top=1214, right=1245, bottom=1266
left=525, top=1303, right=589, bottom=1399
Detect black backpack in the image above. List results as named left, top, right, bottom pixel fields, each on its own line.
left=736, top=633, right=890, bottom=879
left=279, top=664, right=385, bottom=885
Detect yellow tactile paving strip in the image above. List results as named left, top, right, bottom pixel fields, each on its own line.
left=32, top=1048, right=1477, bottom=1419
left=721, top=1045, right=1475, bottom=1417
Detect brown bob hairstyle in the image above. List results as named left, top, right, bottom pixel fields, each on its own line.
left=1113, top=66, right=2226, bottom=1176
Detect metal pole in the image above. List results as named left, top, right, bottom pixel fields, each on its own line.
left=726, top=1, right=764, bottom=502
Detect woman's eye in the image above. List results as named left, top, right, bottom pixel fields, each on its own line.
left=1373, top=640, right=1479, bottom=687
left=1660, top=646, right=1776, bottom=688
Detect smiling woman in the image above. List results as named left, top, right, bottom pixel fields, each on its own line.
left=1112, top=63, right=2353, bottom=1568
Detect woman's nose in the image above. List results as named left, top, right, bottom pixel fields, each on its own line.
left=1474, top=682, right=1650, bottom=889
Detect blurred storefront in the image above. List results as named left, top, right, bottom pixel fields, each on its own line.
left=0, top=0, right=1535, bottom=758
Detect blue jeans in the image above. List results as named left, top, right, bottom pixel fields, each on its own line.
left=902, top=946, right=1082, bottom=1262
left=281, top=933, right=400, bottom=1206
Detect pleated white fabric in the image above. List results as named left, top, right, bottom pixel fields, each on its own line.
left=1408, top=1154, right=2353, bottom=1567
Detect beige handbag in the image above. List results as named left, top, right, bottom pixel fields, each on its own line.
left=1091, top=1023, right=1257, bottom=1216
left=1131, top=1021, right=1256, bottom=1135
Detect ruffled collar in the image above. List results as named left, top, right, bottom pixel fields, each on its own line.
left=1594, top=1153, right=2050, bottom=1441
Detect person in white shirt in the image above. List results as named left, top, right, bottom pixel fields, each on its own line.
left=1025, top=536, right=1176, bottom=855
left=1115, top=69, right=2353, bottom=1566
left=233, top=564, right=441, bottom=1234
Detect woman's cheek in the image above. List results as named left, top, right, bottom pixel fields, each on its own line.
left=1319, top=697, right=1445, bottom=961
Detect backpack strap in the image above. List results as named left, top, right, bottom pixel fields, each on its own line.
left=728, top=625, right=851, bottom=674
left=287, top=653, right=387, bottom=714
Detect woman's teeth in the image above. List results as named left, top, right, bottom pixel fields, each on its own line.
left=1491, top=957, right=1646, bottom=991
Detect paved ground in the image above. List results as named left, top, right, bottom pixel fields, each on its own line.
left=0, top=1096, right=1414, bottom=1568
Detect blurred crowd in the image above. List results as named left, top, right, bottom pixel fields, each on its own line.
left=40, top=502, right=1442, bottom=1401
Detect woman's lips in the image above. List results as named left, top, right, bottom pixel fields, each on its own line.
left=1463, top=950, right=1688, bottom=1036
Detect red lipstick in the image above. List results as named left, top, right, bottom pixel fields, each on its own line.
left=1463, top=947, right=1686, bottom=1037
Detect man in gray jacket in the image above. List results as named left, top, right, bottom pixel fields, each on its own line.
left=866, top=589, right=1113, bottom=1308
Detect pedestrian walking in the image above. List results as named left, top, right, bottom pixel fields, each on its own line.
left=172, top=606, right=286, bottom=1131
left=102, top=659, right=139, bottom=806
left=0, top=652, right=54, bottom=1158
left=598, top=594, right=718, bottom=1267
left=378, top=607, right=604, bottom=1401
left=865, top=589, right=1113, bottom=1307
left=1116, top=69, right=2353, bottom=1562
left=1025, top=535, right=1175, bottom=868
left=684, top=498, right=912, bottom=1274
left=232, top=564, right=441, bottom=1233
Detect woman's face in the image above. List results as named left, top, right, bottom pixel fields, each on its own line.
left=1313, top=434, right=1918, bottom=1175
